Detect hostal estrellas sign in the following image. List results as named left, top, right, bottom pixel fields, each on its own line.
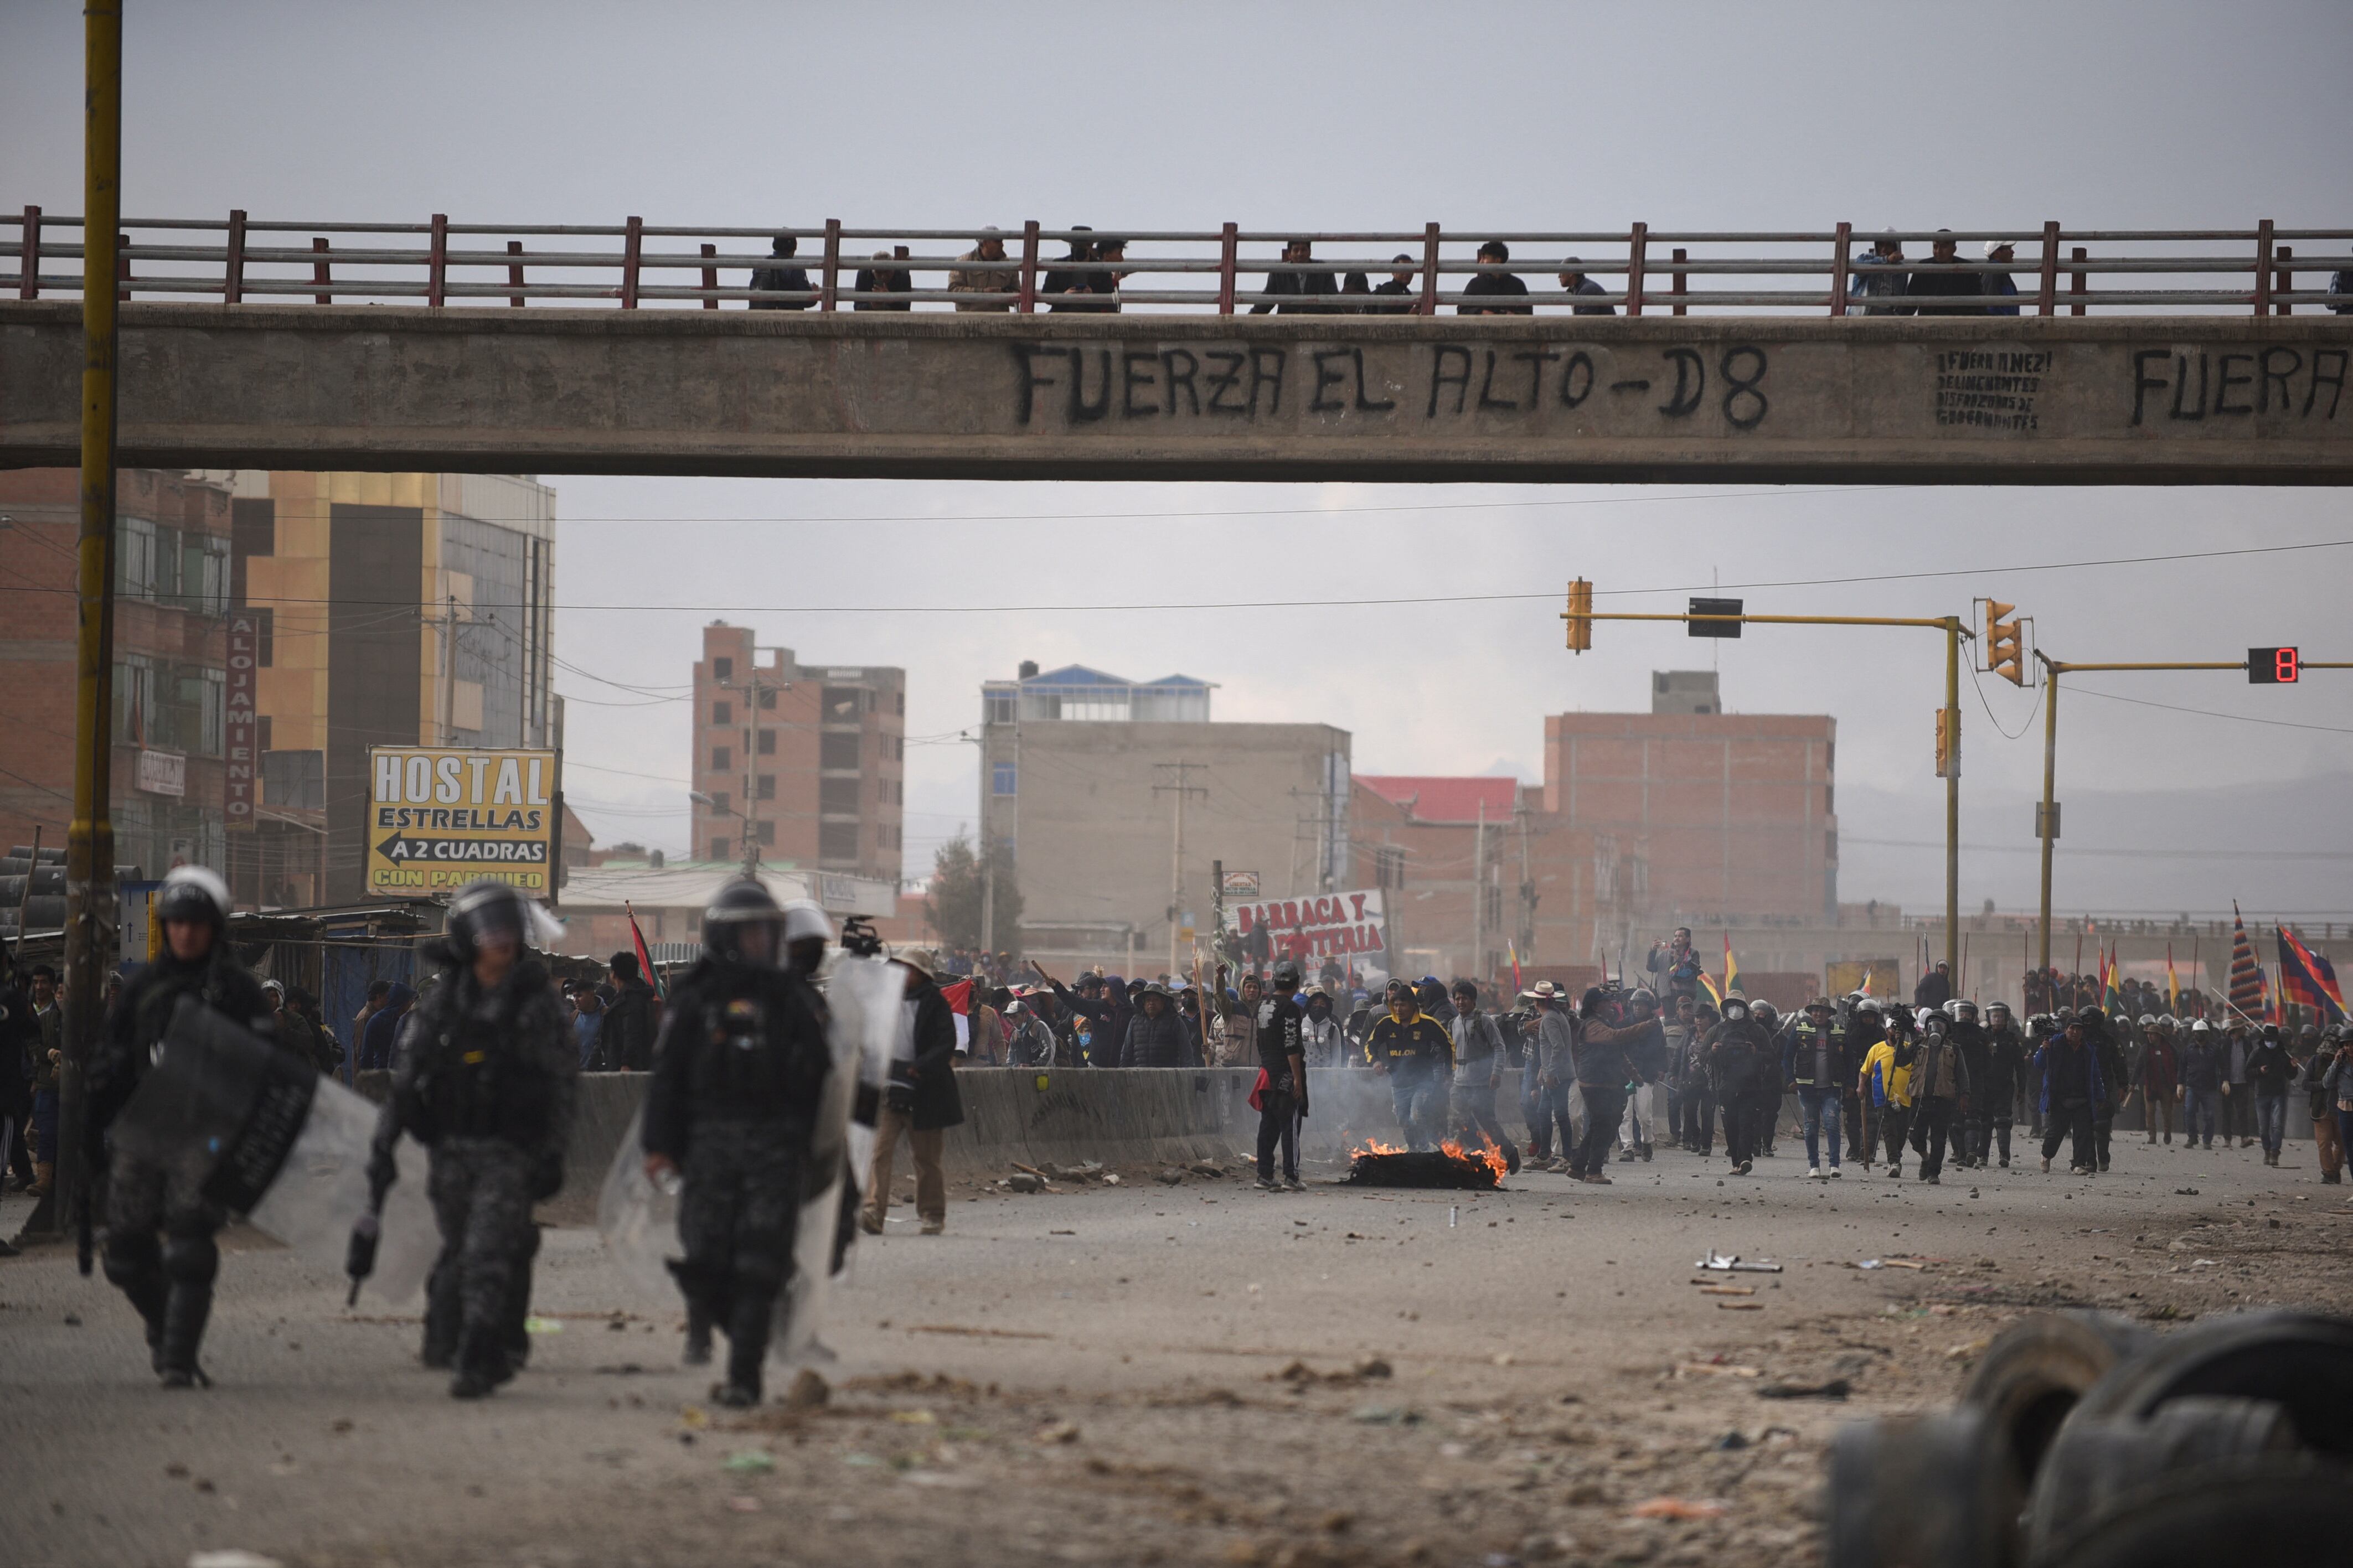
left=367, top=747, right=558, bottom=898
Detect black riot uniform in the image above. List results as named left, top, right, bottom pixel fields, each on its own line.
left=1979, top=1005, right=2028, bottom=1167
left=86, top=867, right=285, bottom=1387
left=372, top=883, right=576, bottom=1399
left=1947, top=1001, right=1990, bottom=1168
left=643, top=879, right=834, bottom=1407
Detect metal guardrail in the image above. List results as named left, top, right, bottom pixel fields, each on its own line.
left=5, top=210, right=2350, bottom=316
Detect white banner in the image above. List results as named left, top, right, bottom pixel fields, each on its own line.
left=1222, top=888, right=1388, bottom=964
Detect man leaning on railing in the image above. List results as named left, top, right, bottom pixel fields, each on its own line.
left=1852, top=230, right=1911, bottom=315
left=748, top=232, right=813, bottom=311
left=949, top=227, right=1017, bottom=312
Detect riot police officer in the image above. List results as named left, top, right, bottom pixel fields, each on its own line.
left=373, top=881, right=576, bottom=1399
left=1980, top=1001, right=2028, bottom=1168
left=642, top=878, right=834, bottom=1408
left=1945, top=998, right=1990, bottom=1168
left=86, top=866, right=282, bottom=1387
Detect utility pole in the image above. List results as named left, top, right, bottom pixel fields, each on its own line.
left=1471, top=798, right=1487, bottom=984
left=438, top=592, right=458, bottom=745
left=1153, top=761, right=1209, bottom=984
left=2031, top=646, right=2349, bottom=979
left=55, top=1, right=123, bottom=1243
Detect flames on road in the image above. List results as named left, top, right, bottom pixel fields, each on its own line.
left=1344, top=1135, right=1507, bottom=1189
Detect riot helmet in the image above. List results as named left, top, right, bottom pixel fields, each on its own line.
left=155, top=866, right=232, bottom=954
left=781, top=897, right=830, bottom=977
left=1854, top=997, right=1884, bottom=1016
left=1985, top=1000, right=2010, bottom=1025
left=703, top=877, right=786, bottom=966
left=1947, top=998, right=1978, bottom=1023
left=445, top=880, right=536, bottom=965
left=1917, top=1006, right=1947, bottom=1037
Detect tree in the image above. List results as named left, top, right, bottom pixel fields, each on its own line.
left=925, top=832, right=1023, bottom=954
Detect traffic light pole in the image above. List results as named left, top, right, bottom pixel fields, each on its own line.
left=1564, top=603, right=1969, bottom=983
left=2032, top=651, right=2352, bottom=985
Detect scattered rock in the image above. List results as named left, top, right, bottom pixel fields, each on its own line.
left=1756, top=1378, right=1851, bottom=1401
left=1156, top=1169, right=1186, bottom=1186
left=1036, top=1421, right=1081, bottom=1445
left=1007, top=1172, right=1044, bottom=1194
left=783, top=1368, right=831, bottom=1410
left=1349, top=1404, right=1420, bottom=1425
left=1353, top=1355, right=1393, bottom=1380
left=61, top=1313, right=81, bottom=1327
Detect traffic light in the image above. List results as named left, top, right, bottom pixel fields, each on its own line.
left=1983, top=599, right=2026, bottom=686
left=1563, top=578, right=1593, bottom=653
left=1688, top=597, right=1743, bottom=639
left=2248, top=646, right=2299, bottom=684
left=1934, top=706, right=1959, bottom=778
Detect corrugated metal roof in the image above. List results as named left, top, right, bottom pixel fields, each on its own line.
left=1355, top=775, right=1520, bottom=824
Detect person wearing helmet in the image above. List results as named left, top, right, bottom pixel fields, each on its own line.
left=1447, top=979, right=1520, bottom=1176
left=2082, top=1007, right=2126, bottom=1172
left=1704, top=997, right=1771, bottom=1176
left=781, top=899, right=831, bottom=980
left=2134, top=1010, right=2180, bottom=1146
left=1609, top=988, right=1666, bottom=1165
left=2034, top=1010, right=2106, bottom=1174
left=1785, top=997, right=1850, bottom=1179
left=1978, top=1001, right=2027, bottom=1168
left=1856, top=1005, right=1912, bottom=1178
left=2179, top=1018, right=2223, bottom=1150
left=1907, top=1007, right=1969, bottom=1184
left=1842, top=998, right=1886, bottom=1172
left=1366, top=977, right=1454, bottom=1152
left=369, top=881, right=574, bottom=1399
left=2246, top=1024, right=2298, bottom=1167
left=1250, top=961, right=1309, bottom=1192
left=1940, top=999, right=1988, bottom=1169
left=84, top=866, right=283, bottom=1388
left=860, top=946, right=962, bottom=1239
left=1663, top=992, right=1709, bottom=1157
left=642, top=876, right=833, bottom=1406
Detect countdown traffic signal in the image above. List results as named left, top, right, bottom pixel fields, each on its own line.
left=2248, top=647, right=2300, bottom=684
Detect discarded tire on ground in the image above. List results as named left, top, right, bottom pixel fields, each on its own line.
left=1828, top=1311, right=2353, bottom=1568
left=2029, top=1462, right=2343, bottom=1568
left=2052, top=1310, right=2353, bottom=1455
left=2022, top=1396, right=2297, bottom=1552
left=1827, top=1407, right=2022, bottom=1568
left=1958, top=1309, right=2150, bottom=1484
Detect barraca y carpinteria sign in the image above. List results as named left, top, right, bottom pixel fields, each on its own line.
left=367, top=747, right=558, bottom=898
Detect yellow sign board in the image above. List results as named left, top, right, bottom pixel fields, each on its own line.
left=366, top=747, right=558, bottom=898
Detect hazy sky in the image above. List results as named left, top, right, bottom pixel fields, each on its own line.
left=6, top=1, right=2350, bottom=918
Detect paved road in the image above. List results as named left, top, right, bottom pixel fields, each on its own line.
left=4, top=1132, right=2347, bottom=1568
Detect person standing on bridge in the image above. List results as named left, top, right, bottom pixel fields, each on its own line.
left=949, top=227, right=1018, bottom=311
left=1852, top=231, right=1911, bottom=314
left=1369, top=253, right=1419, bottom=314
left=1906, top=230, right=1984, bottom=314
left=1459, top=240, right=1531, bottom=314
left=1252, top=237, right=1340, bottom=314
left=854, top=251, right=914, bottom=311
left=749, top=233, right=813, bottom=310
left=1557, top=259, right=1614, bottom=315
left=1042, top=226, right=1096, bottom=311
left=1981, top=241, right=2021, bottom=315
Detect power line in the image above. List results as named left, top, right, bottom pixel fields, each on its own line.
left=2064, top=684, right=2353, bottom=736
left=10, top=535, right=2346, bottom=618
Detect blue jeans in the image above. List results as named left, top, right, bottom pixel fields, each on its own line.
left=2256, top=1091, right=2288, bottom=1154
left=2184, top=1086, right=2221, bottom=1145
left=1797, top=1085, right=1843, bottom=1169
left=1389, top=1066, right=1449, bottom=1152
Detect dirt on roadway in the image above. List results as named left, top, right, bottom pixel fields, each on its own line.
left=6, top=1131, right=2350, bottom=1568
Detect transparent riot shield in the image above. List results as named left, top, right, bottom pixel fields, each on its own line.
left=774, top=953, right=902, bottom=1364
left=593, top=1104, right=679, bottom=1311
left=110, top=995, right=437, bottom=1304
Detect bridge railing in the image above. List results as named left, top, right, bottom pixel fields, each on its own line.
left=5, top=210, right=2348, bottom=317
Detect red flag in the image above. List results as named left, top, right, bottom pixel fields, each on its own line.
left=938, top=977, right=974, bottom=1016
left=626, top=901, right=664, bottom=1001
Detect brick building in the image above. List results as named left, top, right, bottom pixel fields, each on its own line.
left=1542, top=672, right=1836, bottom=927
left=690, top=624, right=905, bottom=884
left=0, top=468, right=235, bottom=884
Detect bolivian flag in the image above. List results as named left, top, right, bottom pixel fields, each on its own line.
left=1722, top=933, right=1740, bottom=999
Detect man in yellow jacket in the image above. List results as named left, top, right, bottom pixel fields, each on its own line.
left=1858, top=1020, right=1915, bottom=1179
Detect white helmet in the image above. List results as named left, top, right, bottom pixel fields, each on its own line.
left=782, top=898, right=832, bottom=944
left=1916, top=1007, right=1946, bottom=1033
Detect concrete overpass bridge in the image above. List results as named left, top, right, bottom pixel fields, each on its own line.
left=4, top=212, right=2348, bottom=483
